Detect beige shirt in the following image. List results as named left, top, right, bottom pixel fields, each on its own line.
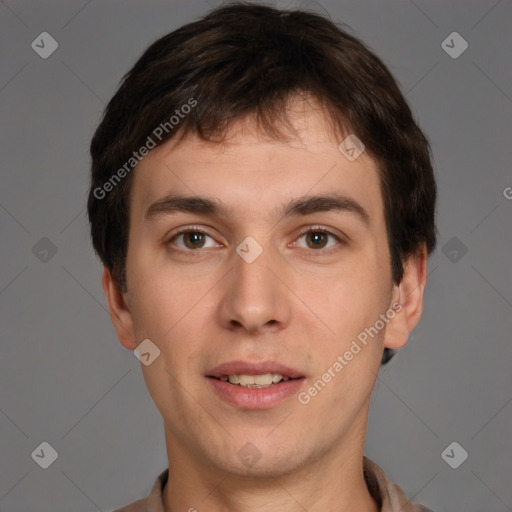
left=113, top=457, right=434, bottom=512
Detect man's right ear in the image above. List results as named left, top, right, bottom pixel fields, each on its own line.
left=101, top=267, right=138, bottom=350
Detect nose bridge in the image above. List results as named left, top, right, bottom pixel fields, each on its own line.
left=234, top=237, right=276, bottom=305
left=221, top=236, right=289, bottom=331
left=235, top=245, right=273, bottom=296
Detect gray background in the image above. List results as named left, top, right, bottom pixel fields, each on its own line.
left=1, top=0, right=511, bottom=511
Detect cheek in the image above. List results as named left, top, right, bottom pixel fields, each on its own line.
left=126, top=245, right=190, bottom=331
left=304, top=273, right=387, bottom=408
left=127, top=260, right=212, bottom=367
left=129, top=277, right=208, bottom=411
left=311, top=258, right=390, bottom=332
left=296, top=259, right=392, bottom=394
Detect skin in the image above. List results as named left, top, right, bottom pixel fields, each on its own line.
left=103, top=97, right=427, bottom=512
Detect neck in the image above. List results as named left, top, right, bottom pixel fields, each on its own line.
left=162, top=415, right=379, bottom=512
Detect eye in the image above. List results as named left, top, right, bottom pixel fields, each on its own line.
left=169, top=229, right=220, bottom=250
left=295, top=228, right=340, bottom=250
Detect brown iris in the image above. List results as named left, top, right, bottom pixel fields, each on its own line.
left=183, top=232, right=206, bottom=249
left=305, top=231, right=328, bottom=249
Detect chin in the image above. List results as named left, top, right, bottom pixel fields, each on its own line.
left=208, top=436, right=313, bottom=478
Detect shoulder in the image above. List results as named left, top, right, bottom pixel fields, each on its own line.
left=364, top=457, right=435, bottom=512
left=112, top=497, right=147, bottom=512
left=111, top=467, right=168, bottom=512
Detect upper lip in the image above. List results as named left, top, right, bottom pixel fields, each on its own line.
left=207, top=360, right=304, bottom=379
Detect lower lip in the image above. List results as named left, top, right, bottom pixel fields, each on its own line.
left=207, top=377, right=305, bottom=409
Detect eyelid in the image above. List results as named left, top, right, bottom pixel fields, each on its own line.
left=295, top=224, right=343, bottom=238
left=171, top=225, right=212, bottom=237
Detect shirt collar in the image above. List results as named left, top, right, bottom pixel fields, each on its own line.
left=141, top=457, right=432, bottom=512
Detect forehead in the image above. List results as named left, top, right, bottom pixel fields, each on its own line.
left=130, top=100, right=384, bottom=227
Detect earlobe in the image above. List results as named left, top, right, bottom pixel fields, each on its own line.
left=101, top=267, right=138, bottom=350
left=383, top=247, right=428, bottom=350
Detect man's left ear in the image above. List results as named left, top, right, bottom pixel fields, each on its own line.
left=384, top=246, right=428, bottom=350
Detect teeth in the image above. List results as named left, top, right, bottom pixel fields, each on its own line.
left=228, top=374, right=240, bottom=384
left=225, top=373, right=286, bottom=388
left=254, top=374, right=273, bottom=385
left=239, top=374, right=257, bottom=386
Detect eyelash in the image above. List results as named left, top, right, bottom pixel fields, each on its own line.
left=166, top=225, right=344, bottom=255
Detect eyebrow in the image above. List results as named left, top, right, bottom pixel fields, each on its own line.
left=145, top=193, right=370, bottom=226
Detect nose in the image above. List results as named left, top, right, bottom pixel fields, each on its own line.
left=218, top=240, right=291, bottom=335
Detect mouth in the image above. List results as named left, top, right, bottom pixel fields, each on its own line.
left=207, top=361, right=304, bottom=383
left=206, top=361, right=305, bottom=408
left=209, top=373, right=300, bottom=389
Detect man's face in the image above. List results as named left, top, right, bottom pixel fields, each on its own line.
left=119, top=100, right=399, bottom=476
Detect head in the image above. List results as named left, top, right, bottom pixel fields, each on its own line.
left=88, top=2, right=436, bottom=478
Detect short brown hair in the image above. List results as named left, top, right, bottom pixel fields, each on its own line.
left=88, top=2, right=437, bottom=364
